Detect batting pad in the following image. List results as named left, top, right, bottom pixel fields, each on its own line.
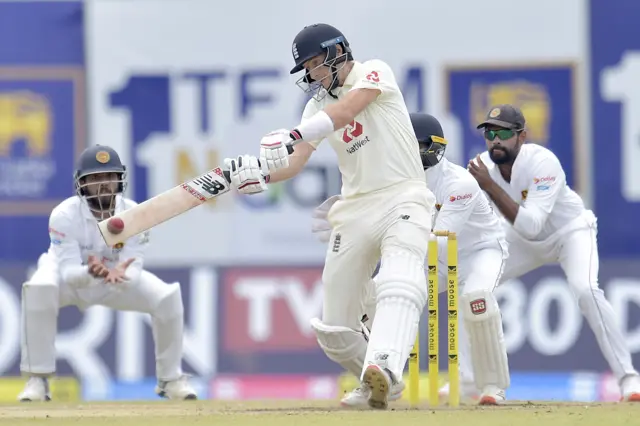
left=362, top=251, right=427, bottom=381
left=460, top=290, right=510, bottom=390
left=310, top=318, right=368, bottom=378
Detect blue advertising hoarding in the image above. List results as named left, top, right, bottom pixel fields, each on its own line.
left=0, top=1, right=86, bottom=262
left=445, top=63, right=580, bottom=193
left=589, top=0, right=640, bottom=257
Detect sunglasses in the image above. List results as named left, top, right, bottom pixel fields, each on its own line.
left=484, top=129, right=517, bottom=141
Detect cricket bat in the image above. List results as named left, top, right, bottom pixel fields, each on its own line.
left=97, top=143, right=297, bottom=247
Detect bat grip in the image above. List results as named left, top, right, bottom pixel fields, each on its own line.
left=285, top=144, right=295, bottom=155
left=222, top=144, right=295, bottom=183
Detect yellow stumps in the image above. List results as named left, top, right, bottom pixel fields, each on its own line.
left=408, top=331, right=420, bottom=407
left=446, top=233, right=459, bottom=408
left=427, top=234, right=439, bottom=407
left=408, top=231, right=459, bottom=408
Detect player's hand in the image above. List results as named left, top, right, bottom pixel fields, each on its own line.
left=105, top=258, right=136, bottom=284
left=87, top=255, right=108, bottom=278
left=224, top=155, right=268, bottom=195
left=467, top=155, right=494, bottom=191
left=311, top=195, right=341, bottom=243
left=259, top=129, right=291, bottom=173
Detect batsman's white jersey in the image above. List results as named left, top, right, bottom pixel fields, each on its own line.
left=21, top=195, right=187, bottom=383
left=305, top=59, right=435, bottom=394
left=478, top=143, right=640, bottom=390
left=304, top=60, right=427, bottom=198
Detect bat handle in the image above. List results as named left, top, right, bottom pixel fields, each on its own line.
left=285, top=143, right=295, bottom=155
left=223, top=143, right=296, bottom=183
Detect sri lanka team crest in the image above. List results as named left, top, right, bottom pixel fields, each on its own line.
left=0, top=70, right=86, bottom=216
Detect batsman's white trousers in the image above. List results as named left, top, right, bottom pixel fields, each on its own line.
left=20, top=254, right=186, bottom=381
left=321, top=180, right=435, bottom=330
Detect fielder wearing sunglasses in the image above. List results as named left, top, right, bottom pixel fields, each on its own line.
left=465, top=104, right=640, bottom=399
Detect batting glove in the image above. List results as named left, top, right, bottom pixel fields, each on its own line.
left=224, top=155, right=268, bottom=195
left=259, top=128, right=293, bottom=173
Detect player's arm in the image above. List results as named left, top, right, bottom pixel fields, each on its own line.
left=267, top=83, right=379, bottom=183
left=479, top=156, right=563, bottom=238
left=48, top=213, right=97, bottom=287
left=510, top=158, right=565, bottom=239
left=468, top=154, right=520, bottom=225
left=480, top=181, right=520, bottom=224
left=291, top=62, right=391, bottom=144
left=255, top=99, right=320, bottom=184
left=288, top=88, right=380, bottom=146
left=260, top=61, right=393, bottom=175
left=116, top=229, right=150, bottom=282
left=265, top=141, right=315, bottom=183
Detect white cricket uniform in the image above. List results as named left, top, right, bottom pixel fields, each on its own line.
left=21, top=195, right=186, bottom=382
left=479, top=143, right=638, bottom=382
left=305, top=60, right=435, bottom=384
left=425, top=157, right=510, bottom=393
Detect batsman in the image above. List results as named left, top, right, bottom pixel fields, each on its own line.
left=225, top=23, right=436, bottom=409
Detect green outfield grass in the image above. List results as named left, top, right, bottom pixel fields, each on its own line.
left=1, top=400, right=639, bottom=426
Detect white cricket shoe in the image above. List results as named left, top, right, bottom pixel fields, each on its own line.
left=478, top=385, right=506, bottom=405
left=438, top=381, right=480, bottom=404
left=362, top=364, right=395, bottom=410
left=18, top=377, right=51, bottom=402
left=621, top=374, right=640, bottom=402
left=155, top=375, right=198, bottom=400
left=341, top=381, right=405, bottom=407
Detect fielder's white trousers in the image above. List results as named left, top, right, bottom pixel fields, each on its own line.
left=20, top=254, right=186, bottom=382
left=498, top=211, right=638, bottom=381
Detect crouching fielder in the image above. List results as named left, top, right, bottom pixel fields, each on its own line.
left=18, top=145, right=196, bottom=402
left=312, top=113, right=511, bottom=406
left=468, top=104, right=640, bottom=401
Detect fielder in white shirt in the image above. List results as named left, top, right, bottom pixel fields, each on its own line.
left=312, top=113, right=511, bottom=406
left=18, top=145, right=197, bottom=402
left=468, top=104, right=640, bottom=402
left=224, top=23, right=436, bottom=409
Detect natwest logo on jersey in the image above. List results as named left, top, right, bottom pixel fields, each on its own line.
left=221, top=267, right=323, bottom=352
left=342, top=120, right=370, bottom=155
left=342, top=120, right=363, bottom=143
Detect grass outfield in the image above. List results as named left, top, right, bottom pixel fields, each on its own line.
left=1, top=400, right=639, bottom=426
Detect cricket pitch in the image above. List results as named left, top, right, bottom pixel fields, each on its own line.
left=1, top=400, right=639, bottom=426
